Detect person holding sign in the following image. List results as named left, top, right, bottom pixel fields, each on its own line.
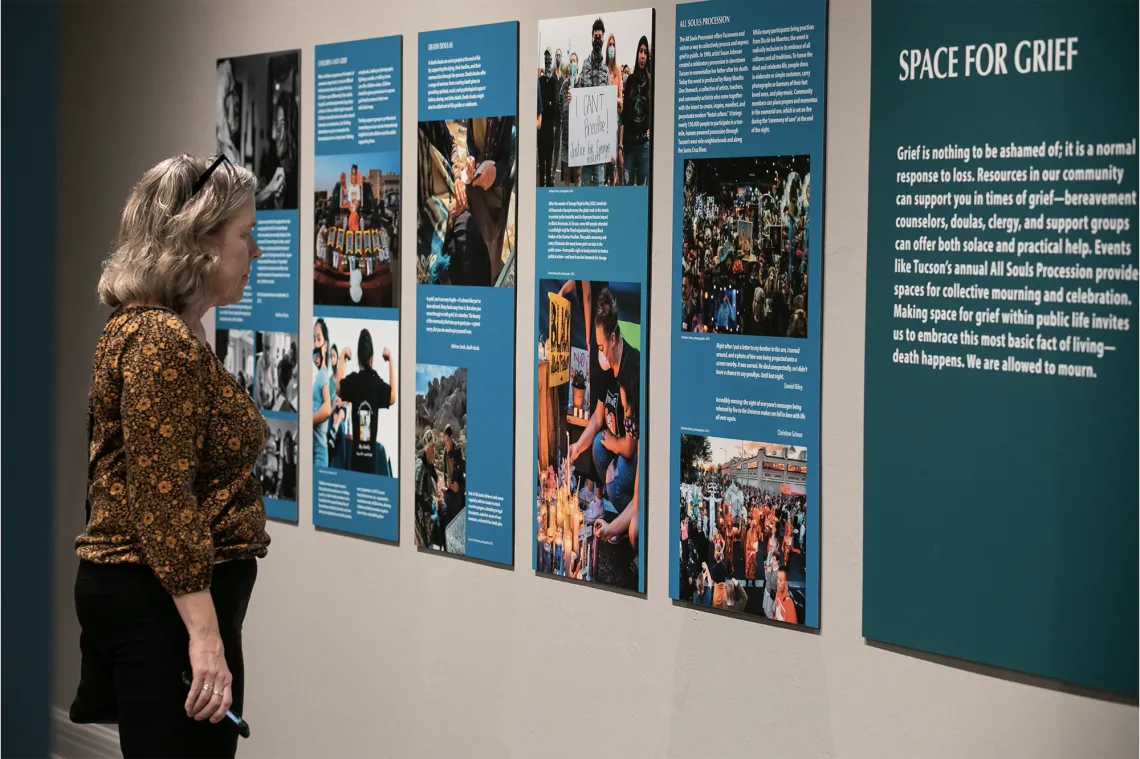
left=569, top=17, right=612, bottom=187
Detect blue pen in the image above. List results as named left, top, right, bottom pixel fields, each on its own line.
left=181, top=672, right=251, bottom=738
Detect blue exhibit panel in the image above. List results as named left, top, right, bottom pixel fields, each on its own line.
left=315, top=35, right=401, bottom=156
left=418, top=21, right=519, bottom=121
left=415, top=286, right=515, bottom=565
left=668, top=0, right=828, bottom=628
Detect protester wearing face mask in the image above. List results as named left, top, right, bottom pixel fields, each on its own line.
left=620, top=35, right=652, bottom=186
left=558, top=53, right=580, bottom=186
left=605, top=33, right=623, bottom=185
left=569, top=17, right=612, bottom=186
left=538, top=47, right=559, bottom=187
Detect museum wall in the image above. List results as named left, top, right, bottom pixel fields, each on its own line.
left=52, top=0, right=1137, bottom=756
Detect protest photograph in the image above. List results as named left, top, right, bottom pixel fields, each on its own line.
left=536, top=10, right=654, bottom=188
left=216, top=50, right=300, bottom=210
left=312, top=316, right=398, bottom=476
left=258, top=419, right=299, bottom=503
left=413, top=365, right=468, bottom=555
left=216, top=329, right=254, bottom=398
left=314, top=151, right=400, bottom=308
left=680, top=155, right=811, bottom=339
left=535, top=279, right=643, bottom=590
left=677, top=435, right=808, bottom=624
left=417, top=117, right=517, bottom=287
left=255, top=331, right=299, bottom=413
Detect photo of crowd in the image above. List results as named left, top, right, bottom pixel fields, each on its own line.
left=314, top=152, right=400, bottom=308
left=536, top=11, right=653, bottom=188
left=258, top=419, right=299, bottom=503
left=535, top=280, right=642, bottom=590
left=216, top=50, right=300, bottom=211
left=216, top=329, right=254, bottom=398
left=312, top=317, right=398, bottom=476
left=677, top=435, right=808, bottom=624
left=414, top=365, right=467, bottom=555
left=255, top=332, right=299, bottom=413
left=680, top=155, right=811, bottom=338
left=417, top=117, right=517, bottom=287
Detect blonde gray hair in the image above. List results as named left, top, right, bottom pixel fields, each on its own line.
left=98, top=154, right=257, bottom=312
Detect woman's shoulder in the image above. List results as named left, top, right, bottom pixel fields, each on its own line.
left=105, top=307, right=206, bottom=364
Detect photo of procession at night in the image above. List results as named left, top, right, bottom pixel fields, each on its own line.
left=677, top=435, right=807, bottom=624
left=679, top=155, right=811, bottom=339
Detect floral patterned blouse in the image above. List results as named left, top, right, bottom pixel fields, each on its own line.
left=76, top=306, right=270, bottom=596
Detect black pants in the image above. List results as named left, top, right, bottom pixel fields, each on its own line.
left=538, top=136, right=554, bottom=187
left=73, top=559, right=257, bottom=758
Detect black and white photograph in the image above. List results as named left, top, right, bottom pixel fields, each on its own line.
left=215, top=329, right=254, bottom=398
left=255, top=331, right=299, bottom=413
left=536, top=10, right=654, bottom=188
left=680, top=156, right=811, bottom=339
left=258, top=418, right=299, bottom=503
left=217, top=50, right=301, bottom=210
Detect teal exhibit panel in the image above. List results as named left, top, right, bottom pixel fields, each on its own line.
left=863, top=0, right=1138, bottom=695
left=311, top=36, right=403, bottom=542
left=532, top=9, right=655, bottom=594
left=414, top=21, right=519, bottom=564
left=668, top=0, right=827, bottom=627
left=216, top=49, right=302, bottom=523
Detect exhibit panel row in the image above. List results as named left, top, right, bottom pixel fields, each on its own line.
left=208, top=0, right=1137, bottom=697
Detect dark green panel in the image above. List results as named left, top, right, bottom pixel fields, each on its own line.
left=864, top=0, right=1137, bottom=696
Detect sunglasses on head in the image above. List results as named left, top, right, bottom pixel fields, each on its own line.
left=190, top=154, right=232, bottom=197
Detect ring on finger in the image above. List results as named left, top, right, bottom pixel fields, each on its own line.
left=202, top=683, right=214, bottom=693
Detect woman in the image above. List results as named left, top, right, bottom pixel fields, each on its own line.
left=312, top=318, right=333, bottom=469
left=605, top=33, right=623, bottom=186
left=73, top=154, right=269, bottom=758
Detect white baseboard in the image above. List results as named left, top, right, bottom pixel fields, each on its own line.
left=52, top=707, right=120, bottom=759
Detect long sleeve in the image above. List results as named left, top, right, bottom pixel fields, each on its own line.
left=120, top=323, right=213, bottom=595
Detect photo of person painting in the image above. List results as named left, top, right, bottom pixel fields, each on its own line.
left=535, top=280, right=643, bottom=590
left=417, top=116, right=517, bottom=288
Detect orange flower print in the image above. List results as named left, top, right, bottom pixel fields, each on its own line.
left=158, top=480, right=173, bottom=494
left=180, top=509, right=196, bottom=524
left=159, top=424, right=174, bottom=438
left=125, top=321, right=139, bottom=333
left=227, top=437, right=241, bottom=452
left=137, top=455, right=151, bottom=468
left=163, top=368, right=178, bottom=381
left=223, top=385, right=234, bottom=398
left=142, top=343, right=158, bottom=356
left=166, top=317, right=182, bottom=330
left=137, top=397, right=152, bottom=412
left=182, top=401, right=194, bottom=416
left=176, top=458, right=190, bottom=472
left=109, top=482, right=125, bottom=497
left=142, top=512, right=155, bottom=525
left=216, top=488, right=231, bottom=502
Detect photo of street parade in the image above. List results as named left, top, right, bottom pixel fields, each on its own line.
left=312, top=317, right=398, bottom=476
left=680, top=155, right=811, bottom=339
left=536, top=10, right=654, bottom=188
left=535, top=279, right=642, bottom=591
left=414, top=365, right=468, bottom=555
left=677, top=435, right=807, bottom=624
left=417, top=117, right=517, bottom=288
left=313, top=152, right=400, bottom=308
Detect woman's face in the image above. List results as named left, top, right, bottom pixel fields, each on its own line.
left=208, top=198, right=259, bottom=308
left=313, top=322, right=326, bottom=353
left=274, top=105, right=289, bottom=159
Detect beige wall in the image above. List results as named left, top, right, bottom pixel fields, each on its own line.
left=54, top=1, right=1137, bottom=756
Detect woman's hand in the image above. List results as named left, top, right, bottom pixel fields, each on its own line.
left=186, top=633, right=233, bottom=723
